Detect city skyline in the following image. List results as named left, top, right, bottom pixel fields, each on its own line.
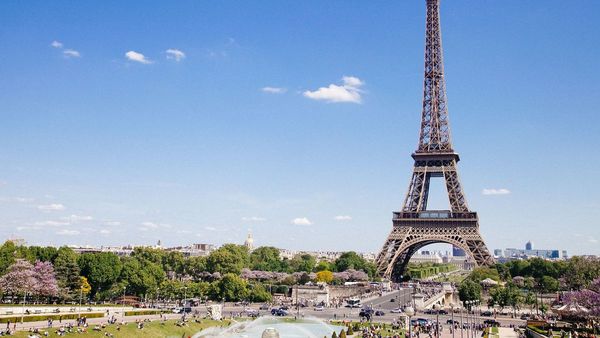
left=1, top=1, right=599, bottom=255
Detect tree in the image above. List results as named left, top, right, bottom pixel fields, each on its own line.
left=53, top=247, right=81, bottom=299
left=315, top=261, right=333, bottom=272
left=210, top=273, right=249, bottom=302
left=468, top=267, right=500, bottom=283
left=250, top=247, right=283, bottom=272
left=207, top=244, right=249, bottom=274
left=539, top=276, right=559, bottom=293
left=184, top=256, right=207, bottom=280
left=488, top=284, right=522, bottom=315
left=78, top=252, right=122, bottom=296
left=119, top=257, right=165, bottom=296
left=0, top=259, right=36, bottom=295
left=334, top=252, right=376, bottom=277
left=458, top=279, right=481, bottom=304
left=162, top=251, right=185, bottom=277
left=28, top=246, right=58, bottom=263
left=33, top=261, right=59, bottom=297
left=289, top=254, right=316, bottom=273
left=80, top=276, right=92, bottom=295
left=248, top=283, right=272, bottom=302
left=0, top=241, right=18, bottom=275
left=316, top=270, right=334, bottom=284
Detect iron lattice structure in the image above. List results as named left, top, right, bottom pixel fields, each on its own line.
left=376, top=0, right=494, bottom=281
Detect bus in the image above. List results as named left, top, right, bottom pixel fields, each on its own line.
left=346, top=298, right=361, bottom=308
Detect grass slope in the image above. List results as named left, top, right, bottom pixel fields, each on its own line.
left=13, top=319, right=229, bottom=338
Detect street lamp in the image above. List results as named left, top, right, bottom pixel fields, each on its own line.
left=433, top=304, right=441, bottom=338
left=465, top=301, right=472, bottom=338
left=121, top=286, right=126, bottom=318
left=78, top=286, right=83, bottom=319
left=459, top=301, right=464, bottom=338
left=450, top=303, right=455, bottom=338
left=405, top=306, right=415, bottom=338
left=20, top=291, right=27, bottom=325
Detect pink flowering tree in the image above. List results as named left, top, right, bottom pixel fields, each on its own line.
left=563, top=277, right=600, bottom=317
left=33, top=261, right=59, bottom=298
left=0, top=259, right=36, bottom=296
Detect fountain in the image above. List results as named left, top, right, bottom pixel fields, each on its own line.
left=192, top=316, right=346, bottom=338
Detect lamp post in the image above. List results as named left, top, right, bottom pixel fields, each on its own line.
left=465, top=301, right=471, bottom=338
left=433, top=304, right=441, bottom=338
left=450, top=303, right=455, bottom=338
left=459, top=302, right=464, bottom=338
left=121, top=286, right=126, bottom=319
left=20, top=291, right=27, bottom=325
left=405, top=306, right=415, bottom=338
left=78, top=286, right=83, bottom=319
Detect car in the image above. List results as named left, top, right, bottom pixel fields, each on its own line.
left=271, top=308, right=288, bottom=316
left=359, top=308, right=374, bottom=318
left=375, top=310, right=385, bottom=316
left=391, top=308, right=403, bottom=313
left=416, top=318, right=430, bottom=326
left=483, top=319, right=500, bottom=326
left=481, top=310, right=493, bottom=317
left=245, top=309, right=259, bottom=317
left=314, top=305, right=325, bottom=311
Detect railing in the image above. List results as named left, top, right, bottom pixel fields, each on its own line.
left=393, top=211, right=477, bottom=220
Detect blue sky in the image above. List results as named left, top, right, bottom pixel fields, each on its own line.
left=0, top=1, right=599, bottom=255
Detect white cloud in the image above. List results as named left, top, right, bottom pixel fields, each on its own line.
left=17, top=226, right=41, bottom=231
left=242, top=216, right=266, bottom=222
left=57, top=229, right=80, bottom=236
left=261, top=87, right=287, bottom=94
left=141, top=221, right=159, bottom=229
left=125, top=51, right=152, bottom=64
left=37, top=203, right=66, bottom=211
left=482, top=188, right=511, bottom=195
left=303, top=76, right=364, bottom=103
left=63, top=49, right=81, bottom=58
left=51, top=40, right=63, bottom=48
left=34, top=220, right=69, bottom=227
left=334, top=215, right=352, bottom=221
left=166, top=49, right=185, bottom=61
left=61, top=214, right=93, bottom=222
left=292, top=217, right=313, bottom=226
left=204, top=226, right=217, bottom=231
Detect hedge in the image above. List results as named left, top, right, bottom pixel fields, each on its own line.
left=124, top=310, right=168, bottom=316
left=0, top=312, right=104, bottom=323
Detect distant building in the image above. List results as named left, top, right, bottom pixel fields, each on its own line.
left=525, top=241, right=534, bottom=251
left=410, top=251, right=443, bottom=264
left=244, top=231, right=254, bottom=251
left=452, top=246, right=466, bottom=257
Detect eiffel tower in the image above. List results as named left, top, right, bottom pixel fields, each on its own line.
left=375, top=0, right=494, bottom=282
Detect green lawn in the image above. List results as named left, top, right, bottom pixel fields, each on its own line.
left=13, top=319, right=229, bottom=338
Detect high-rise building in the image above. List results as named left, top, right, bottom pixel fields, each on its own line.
left=453, top=246, right=466, bottom=257
left=525, top=241, right=534, bottom=251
